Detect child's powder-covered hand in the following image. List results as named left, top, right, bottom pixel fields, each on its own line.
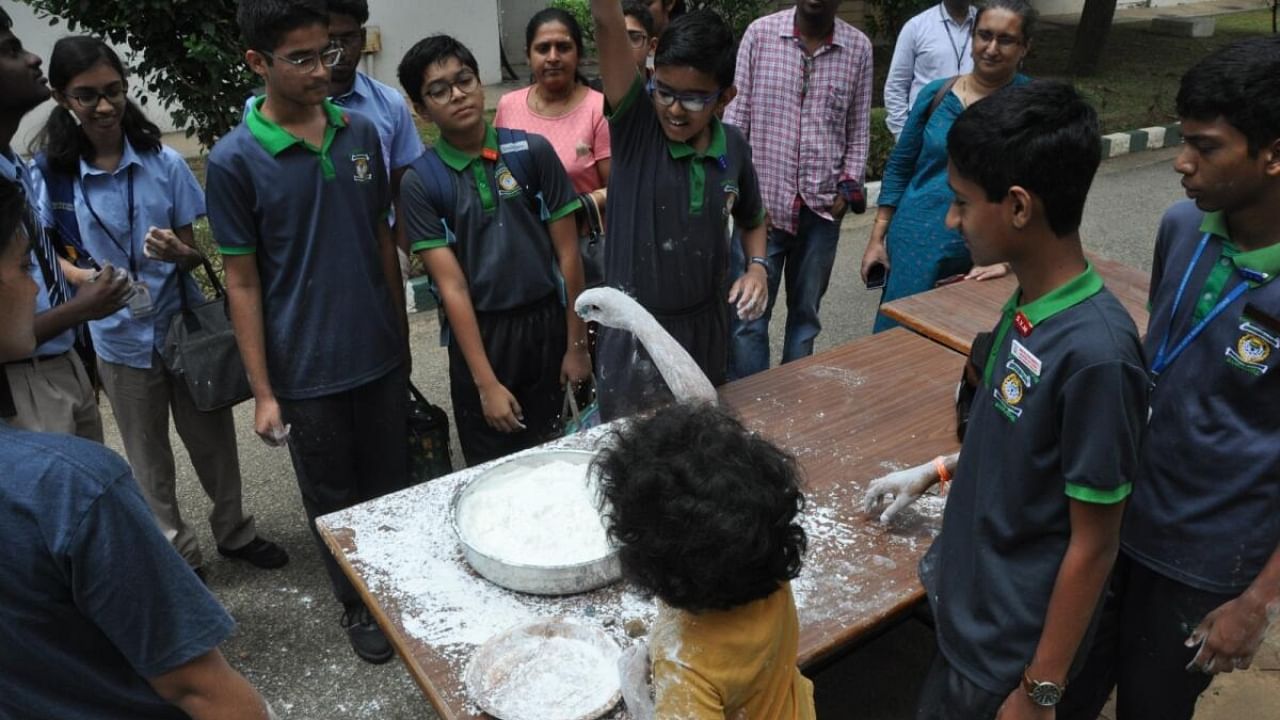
left=862, top=460, right=943, bottom=524
left=618, top=641, right=655, bottom=720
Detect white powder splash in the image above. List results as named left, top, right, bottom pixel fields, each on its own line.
left=458, top=459, right=612, bottom=567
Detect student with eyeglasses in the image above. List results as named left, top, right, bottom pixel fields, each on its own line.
left=862, top=0, right=1035, bottom=333
left=397, top=34, right=590, bottom=466
left=29, top=35, right=289, bottom=583
left=206, top=0, right=412, bottom=665
left=589, top=1, right=768, bottom=421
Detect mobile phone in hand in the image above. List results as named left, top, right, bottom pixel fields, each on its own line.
left=865, top=262, right=887, bottom=290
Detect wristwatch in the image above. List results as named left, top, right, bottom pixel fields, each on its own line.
left=748, top=256, right=770, bottom=277
left=1023, top=667, right=1065, bottom=707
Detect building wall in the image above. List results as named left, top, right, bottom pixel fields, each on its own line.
left=7, top=0, right=502, bottom=151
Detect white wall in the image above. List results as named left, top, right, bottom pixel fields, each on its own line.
left=7, top=0, right=503, bottom=153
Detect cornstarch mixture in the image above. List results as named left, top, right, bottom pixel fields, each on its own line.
left=459, top=460, right=612, bottom=566
left=477, top=634, right=620, bottom=720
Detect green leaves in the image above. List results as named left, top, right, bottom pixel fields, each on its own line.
left=20, top=0, right=254, bottom=148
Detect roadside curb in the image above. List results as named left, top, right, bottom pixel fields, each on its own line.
left=864, top=121, right=1182, bottom=210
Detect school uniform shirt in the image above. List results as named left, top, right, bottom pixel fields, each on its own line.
left=206, top=97, right=402, bottom=400
left=596, top=77, right=765, bottom=417
left=922, top=266, right=1148, bottom=694
left=0, top=423, right=234, bottom=719
left=649, top=583, right=816, bottom=720
left=1122, top=201, right=1280, bottom=594
left=400, top=123, right=581, bottom=313
left=30, top=141, right=205, bottom=370
left=0, top=151, right=75, bottom=358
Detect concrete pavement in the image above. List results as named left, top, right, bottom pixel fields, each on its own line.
left=127, top=147, right=1278, bottom=718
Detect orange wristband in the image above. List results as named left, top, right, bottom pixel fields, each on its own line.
left=934, top=456, right=952, bottom=494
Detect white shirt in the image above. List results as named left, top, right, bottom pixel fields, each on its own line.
left=883, top=3, right=977, bottom=139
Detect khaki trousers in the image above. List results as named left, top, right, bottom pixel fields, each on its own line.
left=3, top=351, right=103, bottom=441
left=98, top=353, right=255, bottom=568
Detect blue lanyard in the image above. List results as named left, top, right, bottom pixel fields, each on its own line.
left=1151, top=232, right=1263, bottom=376
left=80, top=166, right=136, bottom=279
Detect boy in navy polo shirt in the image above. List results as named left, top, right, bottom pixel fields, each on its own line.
left=396, top=35, right=590, bottom=466
left=589, top=1, right=769, bottom=420
left=207, top=0, right=410, bottom=665
left=864, top=82, right=1148, bottom=718
left=1060, top=38, right=1280, bottom=720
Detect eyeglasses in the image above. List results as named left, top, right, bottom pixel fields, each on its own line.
left=423, top=70, right=481, bottom=105
left=974, top=29, right=1024, bottom=48
left=330, top=31, right=364, bottom=49
left=65, top=83, right=127, bottom=109
left=626, top=30, right=649, bottom=48
left=646, top=79, right=722, bottom=113
left=263, top=46, right=344, bottom=73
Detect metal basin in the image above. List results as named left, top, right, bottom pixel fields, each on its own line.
left=451, top=449, right=622, bottom=595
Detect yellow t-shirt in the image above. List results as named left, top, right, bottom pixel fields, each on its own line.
left=649, top=583, right=816, bottom=720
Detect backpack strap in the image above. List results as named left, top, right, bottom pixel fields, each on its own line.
left=33, top=152, right=93, bottom=268
left=923, top=76, right=961, bottom=126
left=495, top=126, right=548, bottom=220
left=407, top=149, right=459, bottom=347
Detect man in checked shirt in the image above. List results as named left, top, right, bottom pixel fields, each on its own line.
left=724, top=0, right=871, bottom=378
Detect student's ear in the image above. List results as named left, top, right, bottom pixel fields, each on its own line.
left=716, top=85, right=737, bottom=114
left=1006, top=185, right=1033, bottom=230
left=245, top=49, right=270, bottom=79
left=412, top=102, right=435, bottom=126
left=1262, top=137, right=1280, bottom=178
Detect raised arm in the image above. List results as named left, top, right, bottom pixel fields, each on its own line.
left=591, top=0, right=641, bottom=109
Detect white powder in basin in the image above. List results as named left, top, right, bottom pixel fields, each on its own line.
left=474, top=634, right=621, bottom=720
left=459, top=459, right=612, bottom=567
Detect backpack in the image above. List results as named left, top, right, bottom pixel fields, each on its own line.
left=32, top=152, right=93, bottom=267
left=407, top=127, right=563, bottom=346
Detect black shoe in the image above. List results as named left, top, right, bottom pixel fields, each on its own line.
left=216, top=537, right=289, bottom=569
left=341, top=605, right=394, bottom=665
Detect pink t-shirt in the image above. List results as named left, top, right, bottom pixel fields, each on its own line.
left=494, top=85, right=612, bottom=195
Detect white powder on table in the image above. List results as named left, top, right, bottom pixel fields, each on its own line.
left=473, top=633, right=621, bottom=720
left=458, top=459, right=612, bottom=567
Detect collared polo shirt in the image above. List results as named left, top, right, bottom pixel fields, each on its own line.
left=1123, top=200, right=1280, bottom=594
left=206, top=97, right=401, bottom=400
left=31, top=140, right=205, bottom=370
left=923, top=266, right=1148, bottom=694
left=401, top=123, right=580, bottom=313
left=332, top=72, right=425, bottom=174
left=0, top=151, right=75, bottom=358
left=604, top=76, right=766, bottom=313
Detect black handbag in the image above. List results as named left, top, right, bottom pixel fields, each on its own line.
left=161, top=260, right=252, bottom=412
left=408, top=382, right=453, bottom=482
left=578, top=191, right=605, bottom=289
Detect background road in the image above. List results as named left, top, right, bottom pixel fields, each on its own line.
left=126, top=147, right=1256, bottom=719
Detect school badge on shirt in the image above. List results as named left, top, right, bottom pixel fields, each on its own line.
left=1226, top=318, right=1277, bottom=376
left=351, top=152, right=373, bottom=183
left=495, top=163, right=522, bottom=199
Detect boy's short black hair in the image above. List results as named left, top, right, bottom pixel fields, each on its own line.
left=1177, top=36, right=1280, bottom=155
left=326, top=0, right=369, bottom=25
left=0, top=178, right=27, bottom=257
left=622, top=0, right=656, bottom=37
left=948, top=81, right=1101, bottom=238
left=397, top=34, right=480, bottom=107
left=593, top=404, right=807, bottom=613
left=0, top=6, right=12, bottom=31
left=237, top=0, right=328, bottom=55
left=654, top=9, right=736, bottom=89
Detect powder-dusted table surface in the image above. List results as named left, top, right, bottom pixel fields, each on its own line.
left=881, top=254, right=1151, bottom=356
left=318, top=329, right=964, bottom=720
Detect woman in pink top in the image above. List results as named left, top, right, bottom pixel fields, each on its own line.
left=496, top=8, right=611, bottom=204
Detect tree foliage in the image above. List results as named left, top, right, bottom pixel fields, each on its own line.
left=864, top=0, right=935, bottom=40
left=20, top=0, right=255, bottom=149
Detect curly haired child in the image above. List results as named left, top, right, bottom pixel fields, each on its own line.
left=593, top=403, right=815, bottom=719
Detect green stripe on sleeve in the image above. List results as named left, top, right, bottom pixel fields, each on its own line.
left=218, top=245, right=257, bottom=256
left=411, top=238, right=449, bottom=253
left=745, top=207, right=767, bottom=229
left=548, top=197, right=583, bottom=222
left=1065, top=482, right=1133, bottom=505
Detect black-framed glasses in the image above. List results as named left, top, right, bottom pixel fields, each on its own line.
left=646, top=78, right=722, bottom=113
left=65, top=83, right=127, bottom=109
left=264, top=45, right=344, bottom=73
left=423, top=70, right=481, bottom=105
left=974, top=29, right=1023, bottom=47
left=626, top=30, right=649, bottom=48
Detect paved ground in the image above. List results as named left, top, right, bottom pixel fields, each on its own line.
left=121, top=147, right=1278, bottom=717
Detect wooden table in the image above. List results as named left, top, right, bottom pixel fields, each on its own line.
left=317, top=329, right=964, bottom=720
left=880, top=255, right=1151, bottom=355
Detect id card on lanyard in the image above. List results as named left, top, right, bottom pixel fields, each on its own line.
left=81, top=166, right=154, bottom=318
left=1150, top=232, right=1265, bottom=384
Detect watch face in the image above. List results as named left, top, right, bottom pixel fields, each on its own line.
left=1030, top=682, right=1063, bottom=707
